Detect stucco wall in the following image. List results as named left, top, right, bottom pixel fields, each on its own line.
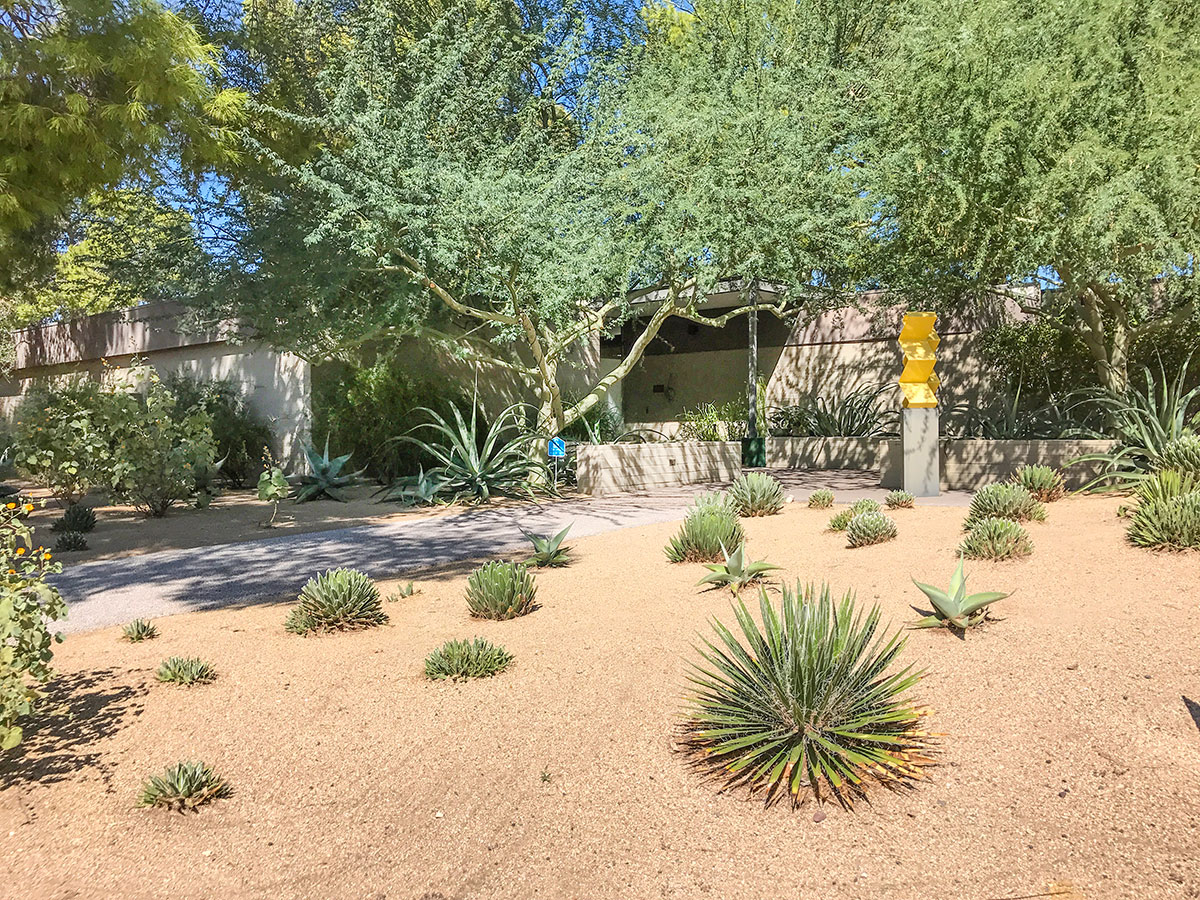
left=576, top=441, right=741, bottom=495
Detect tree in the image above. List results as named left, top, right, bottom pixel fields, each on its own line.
left=866, top=0, right=1200, bottom=393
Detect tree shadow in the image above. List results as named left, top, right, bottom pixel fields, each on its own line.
left=0, top=668, right=147, bottom=790
left=1184, top=696, right=1200, bottom=734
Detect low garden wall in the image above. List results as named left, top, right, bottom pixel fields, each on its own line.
left=877, top=439, right=1119, bottom=490
left=576, top=441, right=741, bottom=496
left=765, top=436, right=878, bottom=469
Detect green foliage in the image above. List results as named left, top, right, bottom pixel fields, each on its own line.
left=155, top=656, right=217, bottom=686
left=13, top=379, right=111, bottom=503
left=122, top=619, right=158, bottom=642
left=137, top=761, right=229, bottom=811
left=0, top=503, right=67, bottom=750
left=257, top=465, right=289, bottom=503
left=50, top=504, right=95, bottom=533
left=524, top=525, right=573, bottom=568
left=291, top=438, right=363, bottom=503
left=424, top=638, right=514, bottom=682
left=728, top=473, right=785, bottom=517
left=379, top=467, right=445, bottom=507
left=665, top=507, right=747, bottom=563
left=846, top=511, right=898, bottom=548
left=696, top=543, right=781, bottom=595
left=884, top=490, right=914, bottom=509
left=682, top=582, right=932, bottom=806
left=285, top=568, right=387, bottom=634
left=911, top=559, right=1008, bottom=631
left=465, top=561, right=538, bottom=620
left=692, top=491, right=738, bottom=515
left=163, top=375, right=273, bottom=487
left=807, top=489, right=834, bottom=509
left=678, top=401, right=749, bottom=442
left=51, top=531, right=87, bottom=552
left=1126, top=471, right=1200, bottom=551
left=387, top=581, right=417, bottom=601
left=958, top=518, right=1034, bottom=561
left=1156, top=435, right=1200, bottom=477
left=767, top=386, right=898, bottom=438
left=963, top=484, right=1046, bottom=531
left=1013, top=466, right=1067, bottom=503
left=831, top=497, right=882, bottom=531
left=828, top=509, right=853, bottom=531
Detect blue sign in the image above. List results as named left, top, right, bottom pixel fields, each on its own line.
left=547, top=437, right=566, bottom=458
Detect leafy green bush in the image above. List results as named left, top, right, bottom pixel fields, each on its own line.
left=728, top=472, right=784, bottom=517
left=767, top=385, right=899, bottom=437
left=807, top=489, right=834, bottom=509
left=163, top=375, right=274, bottom=487
left=1126, top=470, right=1200, bottom=550
left=50, top=504, right=96, bottom=533
left=122, top=619, right=158, bottom=642
left=13, top=379, right=112, bottom=503
left=52, top=530, right=87, bottom=552
left=465, top=561, right=538, bottom=619
left=963, top=483, right=1046, bottom=531
left=665, top=507, right=746, bottom=563
left=681, top=582, right=932, bottom=806
left=846, top=511, right=898, bottom=547
left=285, top=568, right=387, bottom=634
left=137, top=761, right=229, bottom=810
left=1155, top=434, right=1200, bottom=476
left=524, top=524, right=572, bottom=567
left=958, top=517, right=1034, bottom=560
left=678, top=400, right=749, bottom=441
left=696, top=543, right=781, bottom=594
left=425, top=638, right=513, bottom=681
left=291, top=438, right=363, bottom=502
left=911, top=559, right=1008, bottom=631
left=1013, top=465, right=1067, bottom=502
left=885, top=489, right=914, bottom=509
left=0, top=504, right=67, bottom=750
left=156, top=656, right=217, bottom=686
left=256, top=462, right=289, bottom=525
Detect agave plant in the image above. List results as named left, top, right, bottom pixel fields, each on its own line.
left=885, top=490, right=915, bottom=509
left=728, top=473, right=785, bottom=517
left=291, top=438, right=364, bottom=502
left=52, top=530, right=88, bottom=552
left=846, top=510, right=898, bottom=547
left=377, top=466, right=446, bottom=505
left=524, top=524, right=573, bottom=567
left=465, top=561, right=538, bottom=619
left=682, top=582, right=934, bottom=806
left=911, top=559, right=1008, bottom=631
left=958, top=517, right=1034, bottom=560
left=1155, top=434, right=1200, bottom=477
left=390, top=403, right=548, bottom=503
left=692, top=490, right=738, bottom=515
left=425, top=637, right=513, bottom=681
left=807, top=489, right=834, bottom=509
left=963, top=483, right=1046, bottom=531
left=1013, top=465, right=1067, bottom=502
left=137, top=761, right=229, bottom=811
left=51, top=503, right=96, bottom=533
left=696, top=543, right=782, bottom=594
left=122, top=619, right=158, bottom=642
left=665, top=507, right=746, bottom=563
left=156, top=656, right=217, bottom=686
left=1126, top=470, right=1200, bottom=550
left=285, top=568, right=387, bottom=634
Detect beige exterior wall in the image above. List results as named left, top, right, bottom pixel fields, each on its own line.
left=878, top=439, right=1118, bottom=490
left=576, top=441, right=741, bottom=495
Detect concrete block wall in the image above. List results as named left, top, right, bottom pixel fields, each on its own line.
left=878, top=439, right=1119, bottom=490
left=576, top=441, right=741, bottom=496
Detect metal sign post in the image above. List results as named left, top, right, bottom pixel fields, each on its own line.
left=548, top=436, right=566, bottom=490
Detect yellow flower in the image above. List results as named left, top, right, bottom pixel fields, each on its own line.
left=23, top=504, right=33, bottom=512
left=6, top=569, right=14, bottom=575
left=15, top=547, right=24, bottom=556
left=42, top=552, right=51, bottom=561
left=5, top=503, right=13, bottom=510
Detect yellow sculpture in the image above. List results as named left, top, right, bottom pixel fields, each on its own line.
left=898, top=312, right=939, bottom=408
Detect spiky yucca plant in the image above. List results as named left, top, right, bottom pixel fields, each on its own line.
left=958, top=517, right=1033, bottom=560
left=52, top=530, right=87, bottom=552
left=728, top=473, right=785, bottom=517
left=285, top=568, right=387, bottom=634
left=807, top=489, right=834, bottom=509
left=846, top=511, right=898, bottom=547
left=156, top=656, right=217, bottom=685
left=665, top=507, right=746, bottom=563
left=50, top=504, right=96, bottom=533
left=682, top=583, right=934, bottom=806
left=425, top=638, right=513, bottom=681
left=138, top=761, right=229, bottom=810
left=885, top=490, right=914, bottom=509
left=465, top=561, right=538, bottom=619
left=1155, top=434, right=1200, bottom=477
left=1013, top=465, right=1067, bottom=503
left=963, top=483, right=1046, bottom=531
left=1126, top=470, right=1200, bottom=550
left=122, top=619, right=158, bottom=642
left=696, top=543, right=781, bottom=594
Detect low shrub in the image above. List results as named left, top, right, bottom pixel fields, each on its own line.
left=1126, top=470, right=1200, bottom=550
left=122, top=619, right=158, bottom=642
left=846, top=511, right=898, bottom=547
left=465, top=561, right=538, bottom=619
left=156, top=656, right=217, bottom=686
left=665, top=507, right=746, bottom=563
left=828, top=508, right=854, bottom=531
left=692, top=491, right=738, bottom=515
left=1155, top=434, right=1200, bottom=477
left=911, top=559, right=1008, bottom=631
left=137, top=761, right=229, bottom=810
left=696, top=543, right=781, bottom=594
left=958, top=517, right=1034, bottom=560
left=285, top=568, right=387, bottom=634
left=884, top=490, right=914, bottom=509
left=1013, top=465, right=1067, bottom=503
left=681, top=582, right=933, bottom=806
left=829, top=498, right=880, bottom=532
left=963, top=483, right=1046, bottom=531
left=677, top=400, right=749, bottom=441
left=52, top=531, right=88, bottom=552
left=50, top=504, right=96, bottom=534
left=163, top=375, right=274, bottom=487
left=425, top=638, right=513, bottom=681
left=728, top=473, right=785, bottom=517
left=807, top=489, right=834, bottom=509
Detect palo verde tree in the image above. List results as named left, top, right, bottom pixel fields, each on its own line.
left=865, top=0, right=1200, bottom=393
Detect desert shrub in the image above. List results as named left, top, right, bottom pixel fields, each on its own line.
left=846, top=511, right=898, bottom=547
left=963, top=483, right=1046, bottom=531
left=958, top=517, right=1034, bottom=560
left=50, top=504, right=96, bottom=534
left=122, top=619, right=158, bottom=642
left=13, top=379, right=112, bottom=503
left=681, top=582, right=933, bottom=806
left=424, top=638, right=513, bottom=681
left=291, top=438, right=363, bottom=502
left=285, top=568, right=387, bottom=634
left=885, top=489, right=915, bottom=509
left=163, top=375, right=274, bottom=487
left=0, top=503, right=67, bottom=750
left=807, top=488, right=834, bottom=508
left=828, top=508, right=854, bottom=531
left=156, top=656, right=217, bottom=686
left=678, top=400, right=749, bottom=441
left=1013, top=465, right=1067, bottom=502
left=52, top=531, right=87, bottom=552
left=465, top=561, right=538, bottom=619
left=911, top=559, right=1008, bottom=631
left=137, top=761, right=229, bottom=810
left=696, top=543, right=781, bottom=594
left=1155, top=434, right=1200, bottom=476
left=728, top=473, right=784, bottom=517
left=851, top=498, right=881, bottom=515
left=1126, top=470, right=1200, bottom=550
left=766, top=385, right=899, bottom=437
left=665, top=507, right=746, bottom=563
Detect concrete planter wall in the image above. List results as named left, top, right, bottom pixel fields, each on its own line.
left=878, top=439, right=1119, bottom=491
left=765, top=436, right=880, bottom=470
left=576, top=441, right=741, bottom=496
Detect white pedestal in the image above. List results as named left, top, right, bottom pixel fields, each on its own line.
left=901, top=407, right=940, bottom=497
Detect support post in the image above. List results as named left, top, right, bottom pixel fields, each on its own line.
left=897, top=312, right=940, bottom=497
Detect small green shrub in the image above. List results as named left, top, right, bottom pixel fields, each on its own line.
left=851, top=498, right=881, bottom=515
left=677, top=400, right=749, bottom=441
left=1013, top=465, right=1067, bottom=502
left=963, top=483, right=1046, bottom=531
left=156, top=656, right=217, bottom=686
left=1155, top=434, right=1200, bottom=477
left=52, top=531, right=88, bottom=552
left=285, top=568, right=387, bottom=634
left=958, top=517, right=1034, bottom=560
left=696, top=543, right=781, bottom=594
left=424, top=638, right=513, bottom=681
left=122, top=619, right=158, bottom=642
left=13, top=379, right=110, bottom=503
left=665, top=507, right=746, bottom=563
left=911, top=559, right=1008, bottom=631
left=387, top=581, right=417, bottom=600
left=846, top=511, right=898, bottom=547
left=828, top=508, right=854, bottom=531
left=829, top=498, right=880, bottom=532
left=807, top=489, right=834, bottom=509
left=884, top=490, right=914, bottom=509
left=524, top=524, right=572, bottom=567
left=682, top=582, right=933, bottom=806
left=1126, top=470, right=1200, bottom=550
left=465, top=561, right=538, bottom=619
left=137, top=761, right=229, bottom=810
left=728, top=473, right=785, bottom=517
left=692, top=491, right=738, bottom=515
left=163, top=374, right=274, bottom=487
left=50, top=504, right=96, bottom=533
